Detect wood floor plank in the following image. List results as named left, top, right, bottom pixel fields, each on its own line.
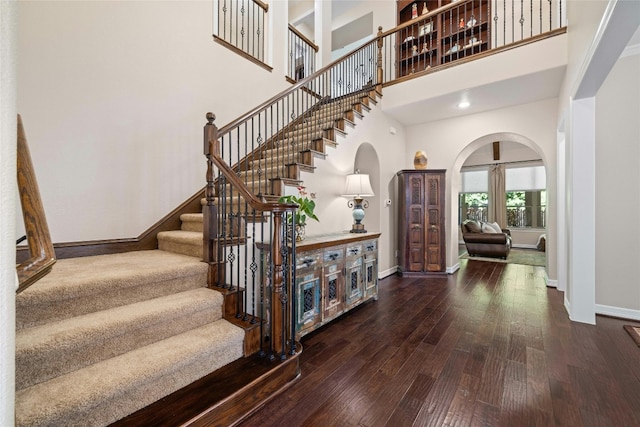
left=526, top=346, right=554, bottom=414
left=441, top=373, right=480, bottom=427
left=238, top=260, right=640, bottom=427
left=385, top=373, right=436, bottom=426
left=413, top=349, right=469, bottom=427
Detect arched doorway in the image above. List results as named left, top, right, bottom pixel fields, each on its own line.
left=448, top=132, right=552, bottom=277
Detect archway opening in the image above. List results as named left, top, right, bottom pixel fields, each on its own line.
left=448, top=133, right=550, bottom=272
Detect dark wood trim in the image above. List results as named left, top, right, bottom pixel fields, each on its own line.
left=213, top=35, right=273, bottom=73
left=493, top=141, right=500, bottom=161
left=383, top=27, right=567, bottom=88
left=288, top=24, right=319, bottom=52
left=17, top=187, right=206, bottom=261
left=16, top=114, right=56, bottom=292
left=252, top=0, right=269, bottom=13
left=110, top=346, right=301, bottom=427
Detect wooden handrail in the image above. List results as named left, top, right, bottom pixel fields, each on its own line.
left=218, top=37, right=379, bottom=135
left=288, top=24, right=319, bottom=52
left=204, top=113, right=297, bottom=214
left=16, top=114, right=56, bottom=293
left=252, top=0, right=268, bottom=13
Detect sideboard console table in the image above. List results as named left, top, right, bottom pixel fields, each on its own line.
left=257, top=232, right=381, bottom=339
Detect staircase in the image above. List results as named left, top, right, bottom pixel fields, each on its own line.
left=15, top=248, right=245, bottom=426
left=14, top=31, right=382, bottom=424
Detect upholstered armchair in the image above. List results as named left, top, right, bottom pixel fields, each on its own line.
left=461, top=219, right=511, bottom=259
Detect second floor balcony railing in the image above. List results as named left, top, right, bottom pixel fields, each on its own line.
left=378, top=0, right=566, bottom=84
left=287, top=25, right=319, bottom=83
left=213, top=0, right=269, bottom=68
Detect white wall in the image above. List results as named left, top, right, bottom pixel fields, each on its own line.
left=17, top=1, right=292, bottom=243
left=403, top=98, right=559, bottom=275
left=595, top=52, right=640, bottom=316
left=557, top=0, right=610, bottom=119
left=556, top=0, right=640, bottom=323
left=0, top=1, right=17, bottom=423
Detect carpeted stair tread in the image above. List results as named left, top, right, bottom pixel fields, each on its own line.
left=16, top=250, right=207, bottom=329
left=180, top=213, right=204, bottom=232
left=157, top=230, right=203, bottom=259
left=16, top=287, right=223, bottom=390
left=15, top=319, right=245, bottom=427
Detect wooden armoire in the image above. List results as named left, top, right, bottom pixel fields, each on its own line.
left=397, top=169, right=446, bottom=276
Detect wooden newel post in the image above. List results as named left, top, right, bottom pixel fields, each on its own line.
left=204, top=113, right=220, bottom=288
left=270, top=209, right=287, bottom=359
left=376, top=26, right=384, bottom=95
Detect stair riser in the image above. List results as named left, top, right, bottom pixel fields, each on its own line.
left=158, top=239, right=202, bottom=259
left=249, top=154, right=306, bottom=169
left=219, top=183, right=270, bottom=200
left=291, top=118, right=345, bottom=133
left=212, top=195, right=275, bottom=215
left=16, top=290, right=221, bottom=390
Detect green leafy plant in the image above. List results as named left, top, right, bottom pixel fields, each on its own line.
left=278, top=186, right=319, bottom=225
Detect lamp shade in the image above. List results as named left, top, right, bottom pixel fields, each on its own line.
left=343, top=173, right=374, bottom=197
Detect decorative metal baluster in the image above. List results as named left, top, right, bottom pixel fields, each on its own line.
left=503, top=0, right=506, bottom=46
left=547, top=0, right=551, bottom=33
left=221, top=0, right=227, bottom=41
left=530, top=0, right=533, bottom=38
left=511, top=0, right=515, bottom=44
left=520, top=0, right=525, bottom=41
left=279, top=237, right=288, bottom=360
left=220, top=135, right=229, bottom=290
left=560, top=0, right=563, bottom=30
left=289, top=217, right=297, bottom=356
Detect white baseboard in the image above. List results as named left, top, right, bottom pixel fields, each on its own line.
left=596, top=304, right=640, bottom=321
left=446, top=263, right=459, bottom=274
left=378, top=266, right=398, bottom=279
left=545, top=271, right=557, bottom=288
left=512, top=243, right=538, bottom=249
left=564, top=296, right=571, bottom=317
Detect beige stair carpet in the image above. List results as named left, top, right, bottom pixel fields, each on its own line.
left=16, top=319, right=244, bottom=427
left=16, top=250, right=208, bottom=329
left=16, top=287, right=222, bottom=390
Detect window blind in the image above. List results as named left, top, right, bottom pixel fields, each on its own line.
left=461, top=169, right=488, bottom=193
left=505, top=165, right=546, bottom=191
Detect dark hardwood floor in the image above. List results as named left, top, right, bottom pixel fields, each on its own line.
left=239, top=259, right=640, bottom=427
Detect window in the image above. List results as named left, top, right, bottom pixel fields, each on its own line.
left=459, top=169, right=488, bottom=223
left=505, top=165, right=546, bottom=228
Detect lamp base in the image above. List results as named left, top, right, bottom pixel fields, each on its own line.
left=350, top=223, right=367, bottom=233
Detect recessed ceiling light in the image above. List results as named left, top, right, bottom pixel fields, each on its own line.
left=458, top=101, right=470, bottom=109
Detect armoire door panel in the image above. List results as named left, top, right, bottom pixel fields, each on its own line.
left=426, top=247, right=441, bottom=271
left=409, top=248, right=423, bottom=271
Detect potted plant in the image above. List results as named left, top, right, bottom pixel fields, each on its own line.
left=278, top=186, right=319, bottom=241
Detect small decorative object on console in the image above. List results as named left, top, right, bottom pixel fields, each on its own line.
left=412, top=3, right=418, bottom=19
left=422, top=2, right=429, bottom=15
left=414, top=150, right=428, bottom=169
